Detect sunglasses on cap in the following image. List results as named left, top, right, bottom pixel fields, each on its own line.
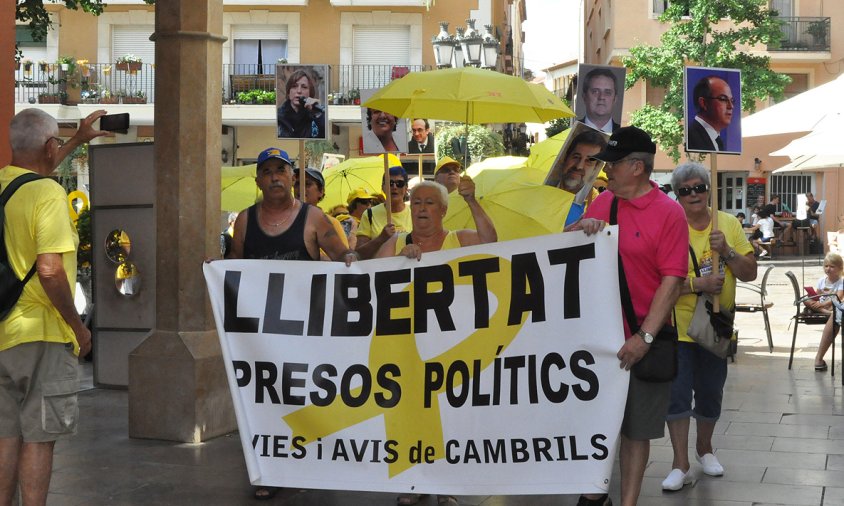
left=676, top=183, right=709, bottom=197
left=389, top=180, right=406, bottom=188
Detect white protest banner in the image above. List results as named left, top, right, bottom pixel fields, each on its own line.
left=203, top=230, right=628, bottom=496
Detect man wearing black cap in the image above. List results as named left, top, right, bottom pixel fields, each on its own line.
left=355, top=165, right=413, bottom=259
left=573, top=127, right=689, bottom=506
left=230, top=148, right=356, bottom=265
left=293, top=167, right=351, bottom=254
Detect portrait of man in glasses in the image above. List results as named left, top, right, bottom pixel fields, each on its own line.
left=685, top=67, right=742, bottom=154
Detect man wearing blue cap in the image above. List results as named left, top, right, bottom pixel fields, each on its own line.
left=355, top=165, right=413, bottom=259
left=230, top=148, right=356, bottom=265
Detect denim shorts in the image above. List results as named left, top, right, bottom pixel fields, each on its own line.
left=0, top=341, right=80, bottom=442
left=666, top=341, right=728, bottom=423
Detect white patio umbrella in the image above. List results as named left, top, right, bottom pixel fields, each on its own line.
left=742, top=73, right=844, bottom=137
left=771, top=113, right=844, bottom=173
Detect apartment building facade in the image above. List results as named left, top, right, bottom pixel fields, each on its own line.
left=12, top=0, right=525, bottom=165
left=580, top=0, right=842, bottom=236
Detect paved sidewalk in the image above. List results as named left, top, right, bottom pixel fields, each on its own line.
left=44, top=257, right=844, bottom=506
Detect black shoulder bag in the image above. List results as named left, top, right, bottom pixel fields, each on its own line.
left=0, top=173, right=44, bottom=320
left=611, top=197, right=678, bottom=382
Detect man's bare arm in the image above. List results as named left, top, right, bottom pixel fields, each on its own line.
left=37, top=253, right=91, bottom=356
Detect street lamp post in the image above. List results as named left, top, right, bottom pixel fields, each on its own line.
left=431, top=19, right=499, bottom=70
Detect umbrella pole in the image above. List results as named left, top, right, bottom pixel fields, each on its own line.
left=383, top=154, right=392, bottom=224
left=298, top=139, right=306, bottom=203
left=463, top=106, right=470, bottom=171
left=710, top=154, right=720, bottom=313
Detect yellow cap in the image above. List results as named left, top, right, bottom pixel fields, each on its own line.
left=346, top=187, right=383, bottom=205
left=435, top=156, right=462, bottom=174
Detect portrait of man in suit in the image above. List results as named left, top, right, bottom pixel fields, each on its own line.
left=685, top=67, right=742, bottom=154
left=575, top=65, right=626, bottom=133
left=408, top=118, right=435, bottom=154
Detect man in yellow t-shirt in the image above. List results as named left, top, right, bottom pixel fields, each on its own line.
left=0, top=108, right=106, bottom=505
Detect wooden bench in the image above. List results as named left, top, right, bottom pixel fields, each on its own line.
left=229, top=74, right=276, bottom=100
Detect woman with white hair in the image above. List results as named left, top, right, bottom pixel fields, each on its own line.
left=376, top=178, right=494, bottom=506
left=375, top=179, right=496, bottom=261
left=661, top=162, right=757, bottom=491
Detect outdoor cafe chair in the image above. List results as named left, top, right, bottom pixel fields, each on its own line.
left=735, top=264, right=775, bottom=352
left=786, top=270, right=836, bottom=372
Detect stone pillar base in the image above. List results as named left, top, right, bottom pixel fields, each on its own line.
left=128, top=329, right=236, bottom=442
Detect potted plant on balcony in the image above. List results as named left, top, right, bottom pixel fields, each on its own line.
left=116, top=54, right=143, bottom=72
left=38, top=60, right=48, bottom=72
left=22, top=58, right=32, bottom=73
left=99, top=89, right=119, bottom=104
left=38, top=92, right=61, bottom=104
left=123, top=90, right=147, bottom=104
left=58, top=55, right=76, bottom=73
left=806, top=20, right=829, bottom=48
left=348, top=88, right=361, bottom=105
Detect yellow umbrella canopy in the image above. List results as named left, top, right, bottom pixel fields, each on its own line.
left=221, top=164, right=260, bottom=212
left=319, top=154, right=399, bottom=213
left=362, top=67, right=574, bottom=124
left=443, top=156, right=573, bottom=241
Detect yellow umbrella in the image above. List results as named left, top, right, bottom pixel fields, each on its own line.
left=443, top=156, right=573, bottom=241
left=527, top=128, right=571, bottom=174
left=221, top=164, right=259, bottom=212
left=362, top=67, right=574, bottom=124
left=319, top=154, right=399, bottom=213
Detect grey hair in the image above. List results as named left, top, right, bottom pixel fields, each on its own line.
left=671, top=162, right=710, bottom=190
left=629, top=152, right=655, bottom=174
left=410, top=180, right=449, bottom=210
left=10, top=109, right=58, bottom=154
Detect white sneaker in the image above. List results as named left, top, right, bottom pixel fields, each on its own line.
left=696, top=452, right=724, bottom=476
left=758, top=249, right=769, bottom=257
left=661, top=468, right=692, bottom=491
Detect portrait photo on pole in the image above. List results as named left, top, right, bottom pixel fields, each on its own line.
left=360, top=88, right=409, bottom=155
left=543, top=121, right=609, bottom=208
left=684, top=66, right=742, bottom=155
left=276, top=64, right=329, bottom=140
left=408, top=118, right=436, bottom=154
left=574, top=64, right=626, bottom=134
left=321, top=153, right=346, bottom=171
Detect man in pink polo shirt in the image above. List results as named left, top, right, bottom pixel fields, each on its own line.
left=573, top=126, right=688, bottom=506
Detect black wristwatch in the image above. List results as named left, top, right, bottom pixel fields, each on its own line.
left=724, top=249, right=737, bottom=261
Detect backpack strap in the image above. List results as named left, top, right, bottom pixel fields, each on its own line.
left=1, top=173, right=44, bottom=283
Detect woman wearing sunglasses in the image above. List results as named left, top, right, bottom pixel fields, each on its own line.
left=355, top=165, right=413, bottom=259
left=661, top=163, right=757, bottom=491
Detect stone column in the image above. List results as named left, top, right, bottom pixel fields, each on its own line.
left=1, top=5, right=14, bottom=166
left=128, top=0, right=236, bottom=443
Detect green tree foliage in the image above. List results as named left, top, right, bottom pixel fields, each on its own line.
left=623, top=0, right=791, bottom=162
left=545, top=117, right=571, bottom=138
left=434, top=124, right=504, bottom=164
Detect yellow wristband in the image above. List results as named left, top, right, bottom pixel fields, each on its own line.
left=689, top=278, right=696, bottom=292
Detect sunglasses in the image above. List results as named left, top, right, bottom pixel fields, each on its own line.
left=676, top=183, right=709, bottom=197
left=389, top=180, right=406, bottom=188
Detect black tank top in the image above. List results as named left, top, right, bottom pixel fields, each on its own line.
left=243, top=202, right=315, bottom=260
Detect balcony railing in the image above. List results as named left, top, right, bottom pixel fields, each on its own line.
left=772, top=17, right=831, bottom=52
left=13, top=62, right=155, bottom=105
left=222, top=64, right=433, bottom=104
left=13, top=63, right=436, bottom=105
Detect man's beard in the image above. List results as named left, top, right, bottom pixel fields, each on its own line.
left=562, top=176, right=583, bottom=191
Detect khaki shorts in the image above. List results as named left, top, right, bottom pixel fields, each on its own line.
left=0, top=341, right=80, bottom=442
left=620, top=374, right=671, bottom=440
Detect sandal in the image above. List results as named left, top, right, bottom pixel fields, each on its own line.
left=397, top=493, right=426, bottom=505
left=815, top=361, right=828, bottom=372
left=437, top=496, right=458, bottom=506
left=254, top=486, right=281, bottom=500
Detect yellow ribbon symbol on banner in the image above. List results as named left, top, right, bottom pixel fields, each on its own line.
left=67, top=190, right=89, bottom=224
left=284, top=254, right=526, bottom=477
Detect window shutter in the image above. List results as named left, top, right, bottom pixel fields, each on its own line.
left=112, top=25, right=155, bottom=64
left=352, top=26, right=410, bottom=65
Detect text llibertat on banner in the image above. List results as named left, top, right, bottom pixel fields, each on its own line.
left=203, top=229, right=628, bottom=496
